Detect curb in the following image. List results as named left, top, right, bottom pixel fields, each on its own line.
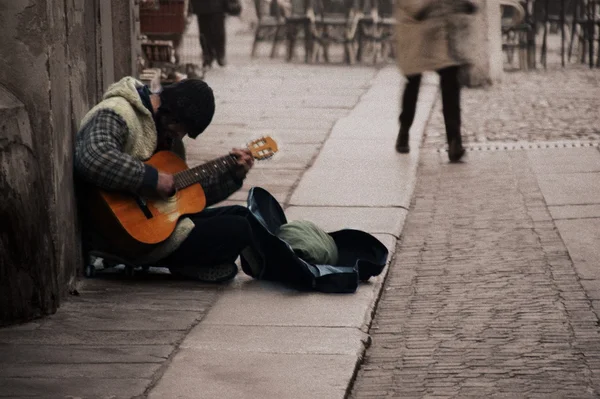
left=343, top=76, right=440, bottom=397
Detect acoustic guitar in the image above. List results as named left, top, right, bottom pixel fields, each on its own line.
left=93, top=136, right=278, bottom=250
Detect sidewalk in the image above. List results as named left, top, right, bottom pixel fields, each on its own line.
left=0, top=22, right=437, bottom=398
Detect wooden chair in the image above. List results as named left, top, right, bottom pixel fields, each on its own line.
left=567, top=0, right=600, bottom=68
left=500, top=0, right=529, bottom=69
left=309, top=0, right=362, bottom=64
left=356, top=0, right=397, bottom=64
left=284, top=0, right=315, bottom=62
left=251, top=0, right=287, bottom=58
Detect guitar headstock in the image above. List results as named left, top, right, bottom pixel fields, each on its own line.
left=247, top=136, right=279, bottom=160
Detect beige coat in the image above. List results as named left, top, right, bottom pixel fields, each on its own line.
left=395, top=0, right=477, bottom=76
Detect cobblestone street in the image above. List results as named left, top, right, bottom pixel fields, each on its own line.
left=425, top=67, right=600, bottom=147
left=351, top=67, right=600, bottom=398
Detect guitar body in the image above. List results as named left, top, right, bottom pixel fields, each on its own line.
left=99, top=151, right=206, bottom=246
left=89, top=136, right=277, bottom=255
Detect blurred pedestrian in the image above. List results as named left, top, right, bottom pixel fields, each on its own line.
left=190, top=0, right=227, bottom=68
left=394, top=0, right=478, bottom=162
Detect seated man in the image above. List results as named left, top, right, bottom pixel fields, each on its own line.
left=74, top=77, right=254, bottom=282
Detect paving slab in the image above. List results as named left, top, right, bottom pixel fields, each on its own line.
left=555, top=219, right=600, bottom=281
left=327, top=116, right=400, bottom=141
left=147, top=350, right=353, bottom=399
left=199, top=274, right=384, bottom=328
left=350, top=102, right=400, bottom=120
left=0, top=328, right=185, bottom=346
left=0, top=363, right=161, bottom=379
left=0, top=377, right=150, bottom=399
left=527, top=147, right=600, bottom=174
left=36, top=308, right=200, bottom=331
left=536, top=172, right=600, bottom=205
left=212, top=104, right=264, bottom=122
left=260, top=107, right=350, bottom=121
left=279, top=87, right=369, bottom=97
left=313, top=137, right=416, bottom=168
left=229, top=168, right=303, bottom=203
left=181, top=324, right=366, bottom=355
left=288, top=158, right=417, bottom=207
left=549, top=204, right=600, bottom=220
left=0, top=344, right=172, bottom=364
left=247, top=117, right=336, bottom=130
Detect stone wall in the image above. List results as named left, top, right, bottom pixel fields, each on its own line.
left=0, top=0, right=98, bottom=324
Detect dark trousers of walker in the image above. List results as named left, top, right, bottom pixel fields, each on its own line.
left=399, top=66, right=462, bottom=145
left=160, top=205, right=252, bottom=268
left=196, top=13, right=226, bottom=66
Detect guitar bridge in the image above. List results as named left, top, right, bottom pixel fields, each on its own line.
left=135, top=196, right=153, bottom=219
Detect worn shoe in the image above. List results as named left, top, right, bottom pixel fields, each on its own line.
left=448, top=139, right=466, bottom=162
left=169, top=263, right=238, bottom=283
left=395, top=129, right=410, bottom=153
left=216, top=57, right=227, bottom=67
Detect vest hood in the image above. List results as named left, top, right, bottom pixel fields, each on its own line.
left=103, top=77, right=153, bottom=118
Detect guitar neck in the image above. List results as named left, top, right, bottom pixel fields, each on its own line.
left=173, top=154, right=238, bottom=190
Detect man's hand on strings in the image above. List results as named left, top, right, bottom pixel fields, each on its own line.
left=156, top=172, right=176, bottom=198
left=230, top=148, right=254, bottom=180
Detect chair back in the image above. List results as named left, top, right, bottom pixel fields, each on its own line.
left=254, top=0, right=284, bottom=19
left=355, top=0, right=393, bottom=15
left=313, top=0, right=358, bottom=17
left=290, top=0, right=308, bottom=15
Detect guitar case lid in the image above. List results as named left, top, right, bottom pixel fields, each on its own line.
left=240, top=187, right=389, bottom=293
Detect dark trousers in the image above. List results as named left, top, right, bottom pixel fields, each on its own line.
left=197, top=13, right=226, bottom=66
left=399, top=66, right=462, bottom=145
left=160, top=205, right=252, bottom=267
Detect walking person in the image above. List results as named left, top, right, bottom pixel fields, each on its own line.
left=394, top=0, right=478, bottom=162
left=190, top=0, right=227, bottom=69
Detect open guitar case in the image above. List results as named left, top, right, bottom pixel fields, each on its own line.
left=240, top=187, right=389, bottom=293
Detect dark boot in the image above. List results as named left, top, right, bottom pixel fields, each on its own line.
left=216, top=56, right=227, bottom=67
left=395, top=126, right=410, bottom=153
left=397, top=74, right=421, bottom=154
left=438, top=66, right=465, bottom=162
left=448, top=136, right=465, bottom=162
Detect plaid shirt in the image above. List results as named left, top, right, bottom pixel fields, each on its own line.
left=74, top=109, right=242, bottom=207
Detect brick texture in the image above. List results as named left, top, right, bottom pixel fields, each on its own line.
left=351, top=66, right=600, bottom=398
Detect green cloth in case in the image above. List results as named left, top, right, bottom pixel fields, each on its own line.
left=276, top=220, right=339, bottom=265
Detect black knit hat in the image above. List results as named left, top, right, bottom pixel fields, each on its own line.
left=159, top=79, right=215, bottom=138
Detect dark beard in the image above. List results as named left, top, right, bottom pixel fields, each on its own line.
left=153, top=111, right=173, bottom=152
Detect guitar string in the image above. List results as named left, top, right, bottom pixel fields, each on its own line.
left=174, top=154, right=238, bottom=190
left=172, top=138, right=274, bottom=190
